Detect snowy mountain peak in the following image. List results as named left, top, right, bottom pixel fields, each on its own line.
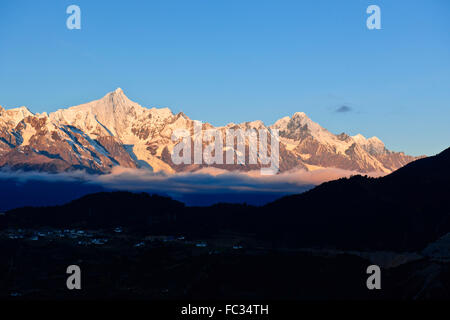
left=352, top=134, right=386, bottom=155
left=148, top=107, right=174, bottom=120
left=271, top=116, right=291, bottom=130
left=102, top=87, right=137, bottom=108
left=0, top=106, right=34, bottom=125
left=293, top=112, right=315, bottom=125
left=293, top=111, right=307, bottom=117
left=352, top=133, right=367, bottom=143
left=9, top=106, right=33, bottom=114
left=246, top=120, right=265, bottom=128
left=49, top=88, right=145, bottom=139
left=368, top=136, right=383, bottom=144
left=270, top=112, right=314, bottom=131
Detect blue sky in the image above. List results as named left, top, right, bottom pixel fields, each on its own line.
left=0, top=0, right=449, bottom=156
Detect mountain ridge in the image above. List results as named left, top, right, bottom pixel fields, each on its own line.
left=0, top=88, right=422, bottom=175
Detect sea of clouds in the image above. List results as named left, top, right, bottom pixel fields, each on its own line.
left=0, top=167, right=385, bottom=210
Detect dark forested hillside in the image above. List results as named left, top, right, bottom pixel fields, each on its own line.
left=3, top=147, right=450, bottom=252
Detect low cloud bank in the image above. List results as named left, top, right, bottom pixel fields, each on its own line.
left=0, top=167, right=385, bottom=209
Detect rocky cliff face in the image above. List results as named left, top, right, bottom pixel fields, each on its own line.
left=0, top=89, right=421, bottom=174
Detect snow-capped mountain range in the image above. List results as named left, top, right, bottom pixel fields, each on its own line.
left=0, top=88, right=420, bottom=174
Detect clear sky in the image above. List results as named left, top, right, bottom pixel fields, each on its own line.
left=1, top=0, right=449, bottom=156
